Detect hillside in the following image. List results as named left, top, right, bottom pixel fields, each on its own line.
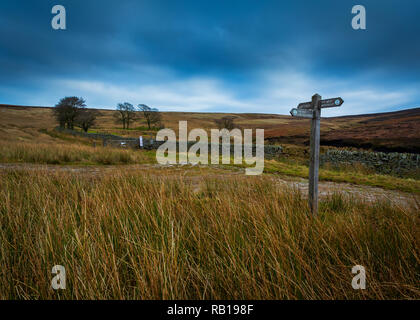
left=1, top=104, right=419, bottom=153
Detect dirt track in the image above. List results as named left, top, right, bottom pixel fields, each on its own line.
left=0, top=163, right=418, bottom=208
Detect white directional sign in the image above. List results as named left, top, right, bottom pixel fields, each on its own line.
left=297, top=97, right=344, bottom=109
left=290, top=108, right=313, bottom=119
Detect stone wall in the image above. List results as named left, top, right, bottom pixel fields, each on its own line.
left=112, top=139, right=282, bottom=160
left=320, top=149, right=420, bottom=175
left=54, top=127, right=282, bottom=159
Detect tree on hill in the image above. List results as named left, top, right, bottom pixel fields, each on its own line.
left=53, top=97, right=86, bottom=129
left=214, top=116, right=237, bottom=130
left=114, top=102, right=137, bottom=129
left=75, top=108, right=99, bottom=132
left=138, top=104, right=162, bottom=129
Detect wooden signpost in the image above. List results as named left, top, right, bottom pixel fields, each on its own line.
left=290, top=94, right=344, bottom=215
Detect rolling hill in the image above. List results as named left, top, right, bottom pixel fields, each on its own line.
left=1, top=104, right=419, bottom=153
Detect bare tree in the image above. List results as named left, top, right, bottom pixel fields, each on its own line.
left=114, top=102, right=137, bottom=129
left=114, top=104, right=127, bottom=129
left=75, top=109, right=99, bottom=132
left=138, top=104, right=162, bottom=129
left=114, top=104, right=126, bottom=129
left=53, top=97, right=86, bottom=129
left=214, top=116, right=237, bottom=130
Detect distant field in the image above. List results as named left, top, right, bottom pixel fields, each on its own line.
left=1, top=104, right=419, bottom=153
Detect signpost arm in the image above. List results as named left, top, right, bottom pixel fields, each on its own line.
left=309, top=94, right=321, bottom=215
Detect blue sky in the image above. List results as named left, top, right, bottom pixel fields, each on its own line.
left=0, top=0, right=419, bottom=116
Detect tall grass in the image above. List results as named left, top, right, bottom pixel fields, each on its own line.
left=0, top=169, right=418, bottom=299
left=0, top=141, right=155, bottom=165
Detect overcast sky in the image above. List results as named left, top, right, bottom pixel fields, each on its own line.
left=0, top=0, right=419, bottom=116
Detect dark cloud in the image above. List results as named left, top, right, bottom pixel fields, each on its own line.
left=0, top=0, right=419, bottom=113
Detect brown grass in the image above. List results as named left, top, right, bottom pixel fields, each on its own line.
left=0, top=169, right=418, bottom=299
left=0, top=141, right=155, bottom=165
left=0, top=105, right=419, bottom=300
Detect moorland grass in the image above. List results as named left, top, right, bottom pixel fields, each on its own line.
left=0, top=141, right=155, bottom=165
left=0, top=169, right=418, bottom=299
left=1, top=139, right=419, bottom=193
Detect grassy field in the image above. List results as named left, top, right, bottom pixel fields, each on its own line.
left=0, top=103, right=419, bottom=193
left=0, top=169, right=419, bottom=299
left=0, top=139, right=418, bottom=193
left=0, top=104, right=419, bottom=300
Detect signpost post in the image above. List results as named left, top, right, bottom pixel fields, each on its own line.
left=290, top=94, right=344, bottom=215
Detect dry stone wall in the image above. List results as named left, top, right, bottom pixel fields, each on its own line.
left=320, top=149, right=420, bottom=175
left=55, top=127, right=282, bottom=159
